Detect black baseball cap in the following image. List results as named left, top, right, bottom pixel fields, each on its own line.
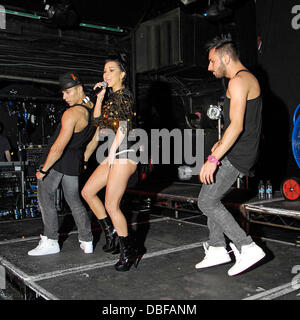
left=59, top=72, right=82, bottom=90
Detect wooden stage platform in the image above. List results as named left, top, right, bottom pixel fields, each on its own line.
left=0, top=182, right=299, bottom=306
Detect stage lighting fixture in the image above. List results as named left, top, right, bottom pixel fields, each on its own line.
left=204, top=0, right=233, bottom=19
left=180, top=0, right=197, bottom=5
left=178, top=165, right=193, bottom=181
left=207, top=104, right=222, bottom=120
left=44, top=0, right=79, bottom=29
left=207, top=102, right=223, bottom=140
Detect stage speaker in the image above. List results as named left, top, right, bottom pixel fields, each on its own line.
left=135, top=8, right=219, bottom=73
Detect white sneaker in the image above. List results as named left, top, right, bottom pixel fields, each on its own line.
left=227, top=242, right=266, bottom=276
left=195, top=242, right=231, bottom=269
left=28, top=235, right=60, bottom=256
left=79, top=240, right=93, bottom=254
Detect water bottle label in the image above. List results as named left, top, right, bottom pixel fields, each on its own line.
left=30, top=207, right=36, bottom=217
left=14, top=209, right=20, bottom=220
left=25, top=208, right=31, bottom=217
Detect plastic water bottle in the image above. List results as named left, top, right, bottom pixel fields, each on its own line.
left=266, top=180, right=273, bottom=199
left=30, top=206, right=36, bottom=218
left=14, top=208, right=20, bottom=220
left=20, top=208, right=25, bottom=219
left=258, top=180, right=265, bottom=200
left=25, top=206, right=31, bottom=218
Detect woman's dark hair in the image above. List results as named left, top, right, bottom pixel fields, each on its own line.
left=105, top=54, right=128, bottom=86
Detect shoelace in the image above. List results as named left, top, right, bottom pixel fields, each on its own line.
left=203, top=242, right=209, bottom=255
left=36, top=235, right=45, bottom=247
left=36, top=240, right=47, bottom=250
left=229, top=244, right=241, bottom=262
left=36, top=241, right=42, bottom=249
left=80, top=241, right=89, bottom=248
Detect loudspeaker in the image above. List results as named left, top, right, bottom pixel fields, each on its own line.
left=135, top=8, right=218, bottom=73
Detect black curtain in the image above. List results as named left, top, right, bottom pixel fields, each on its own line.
left=254, top=0, right=300, bottom=189
left=234, top=0, right=258, bottom=69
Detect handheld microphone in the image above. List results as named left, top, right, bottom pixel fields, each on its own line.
left=83, top=81, right=107, bottom=103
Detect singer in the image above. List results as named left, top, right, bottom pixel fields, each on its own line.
left=81, top=56, right=140, bottom=271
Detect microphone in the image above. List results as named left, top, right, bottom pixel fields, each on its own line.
left=83, top=81, right=107, bottom=103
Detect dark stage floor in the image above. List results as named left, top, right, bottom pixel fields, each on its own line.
left=0, top=186, right=299, bottom=302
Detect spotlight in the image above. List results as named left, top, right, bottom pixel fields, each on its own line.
left=44, top=0, right=79, bottom=29
left=207, top=104, right=222, bottom=120
left=207, top=102, right=223, bottom=140
left=203, top=0, right=233, bottom=19
left=180, top=0, right=197, bottom=5
left=178, top=165, right=193, bottom=180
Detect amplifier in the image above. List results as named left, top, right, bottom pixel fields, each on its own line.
left=26, top=145, right=46, bottom=164
left=0, top=161, right=25, bottom=172
left=0, top=171, right=23, bottom=193
left=0, top=169, right=24, bottom=210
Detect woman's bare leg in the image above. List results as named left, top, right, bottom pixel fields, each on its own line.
left=104, top=159, right=137, bottom=236
left=81, top=160, right=110, bottom=219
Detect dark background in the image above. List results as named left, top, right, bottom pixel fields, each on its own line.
left=0, top=0, right=299, bottom=190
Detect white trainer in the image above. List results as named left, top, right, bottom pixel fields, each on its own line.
left=227, top=242, right=266, bottom=276
left=195, top=242, right=231, bottom=269
left=28, top=235, right=60, bottom=256
left=79, top=240, right=93, bottom=254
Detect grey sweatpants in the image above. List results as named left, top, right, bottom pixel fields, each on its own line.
left=37, top=169, right=92, bottom=242
left=197, top=157, right=252, bottom=251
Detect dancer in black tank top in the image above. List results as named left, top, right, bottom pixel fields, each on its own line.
left=223, top=69, right=263, bottom=175
left=196, top=35, right=266, bottom=276
left=28, top=72, right=96, bottom=257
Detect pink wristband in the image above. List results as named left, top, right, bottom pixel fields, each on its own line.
left=208, top=155, right=220, bottom=165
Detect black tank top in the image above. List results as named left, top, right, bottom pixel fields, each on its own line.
left=40, top=104, right=96, bottom=176
left=223, top=70, right=262, bottom=175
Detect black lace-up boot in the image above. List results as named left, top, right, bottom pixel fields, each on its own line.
left=114, top=236, right=141, bottom=271
left=98, top=217, right=119, bottom=254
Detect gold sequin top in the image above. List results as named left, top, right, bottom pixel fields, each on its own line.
left=93, top=88, right=135, bottom=134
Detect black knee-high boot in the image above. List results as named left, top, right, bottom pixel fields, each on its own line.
left=114, top=236, right=140, bottom=272
left=98, top=217, right=119, bottom=254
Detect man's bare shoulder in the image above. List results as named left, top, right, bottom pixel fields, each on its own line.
left=60, top=108, right=82, bottom=126
left=228, top=71, right=260, bottom=99
left=64, top=105, right=86, bottom=118
left=237, top=70, right=259, bottom=90
left=227, top=75, right=247, bottom=98
left=228, top=74, right=245, bottom=87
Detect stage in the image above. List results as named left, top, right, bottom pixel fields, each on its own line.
left=0, top=184, right=300, bottom=301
